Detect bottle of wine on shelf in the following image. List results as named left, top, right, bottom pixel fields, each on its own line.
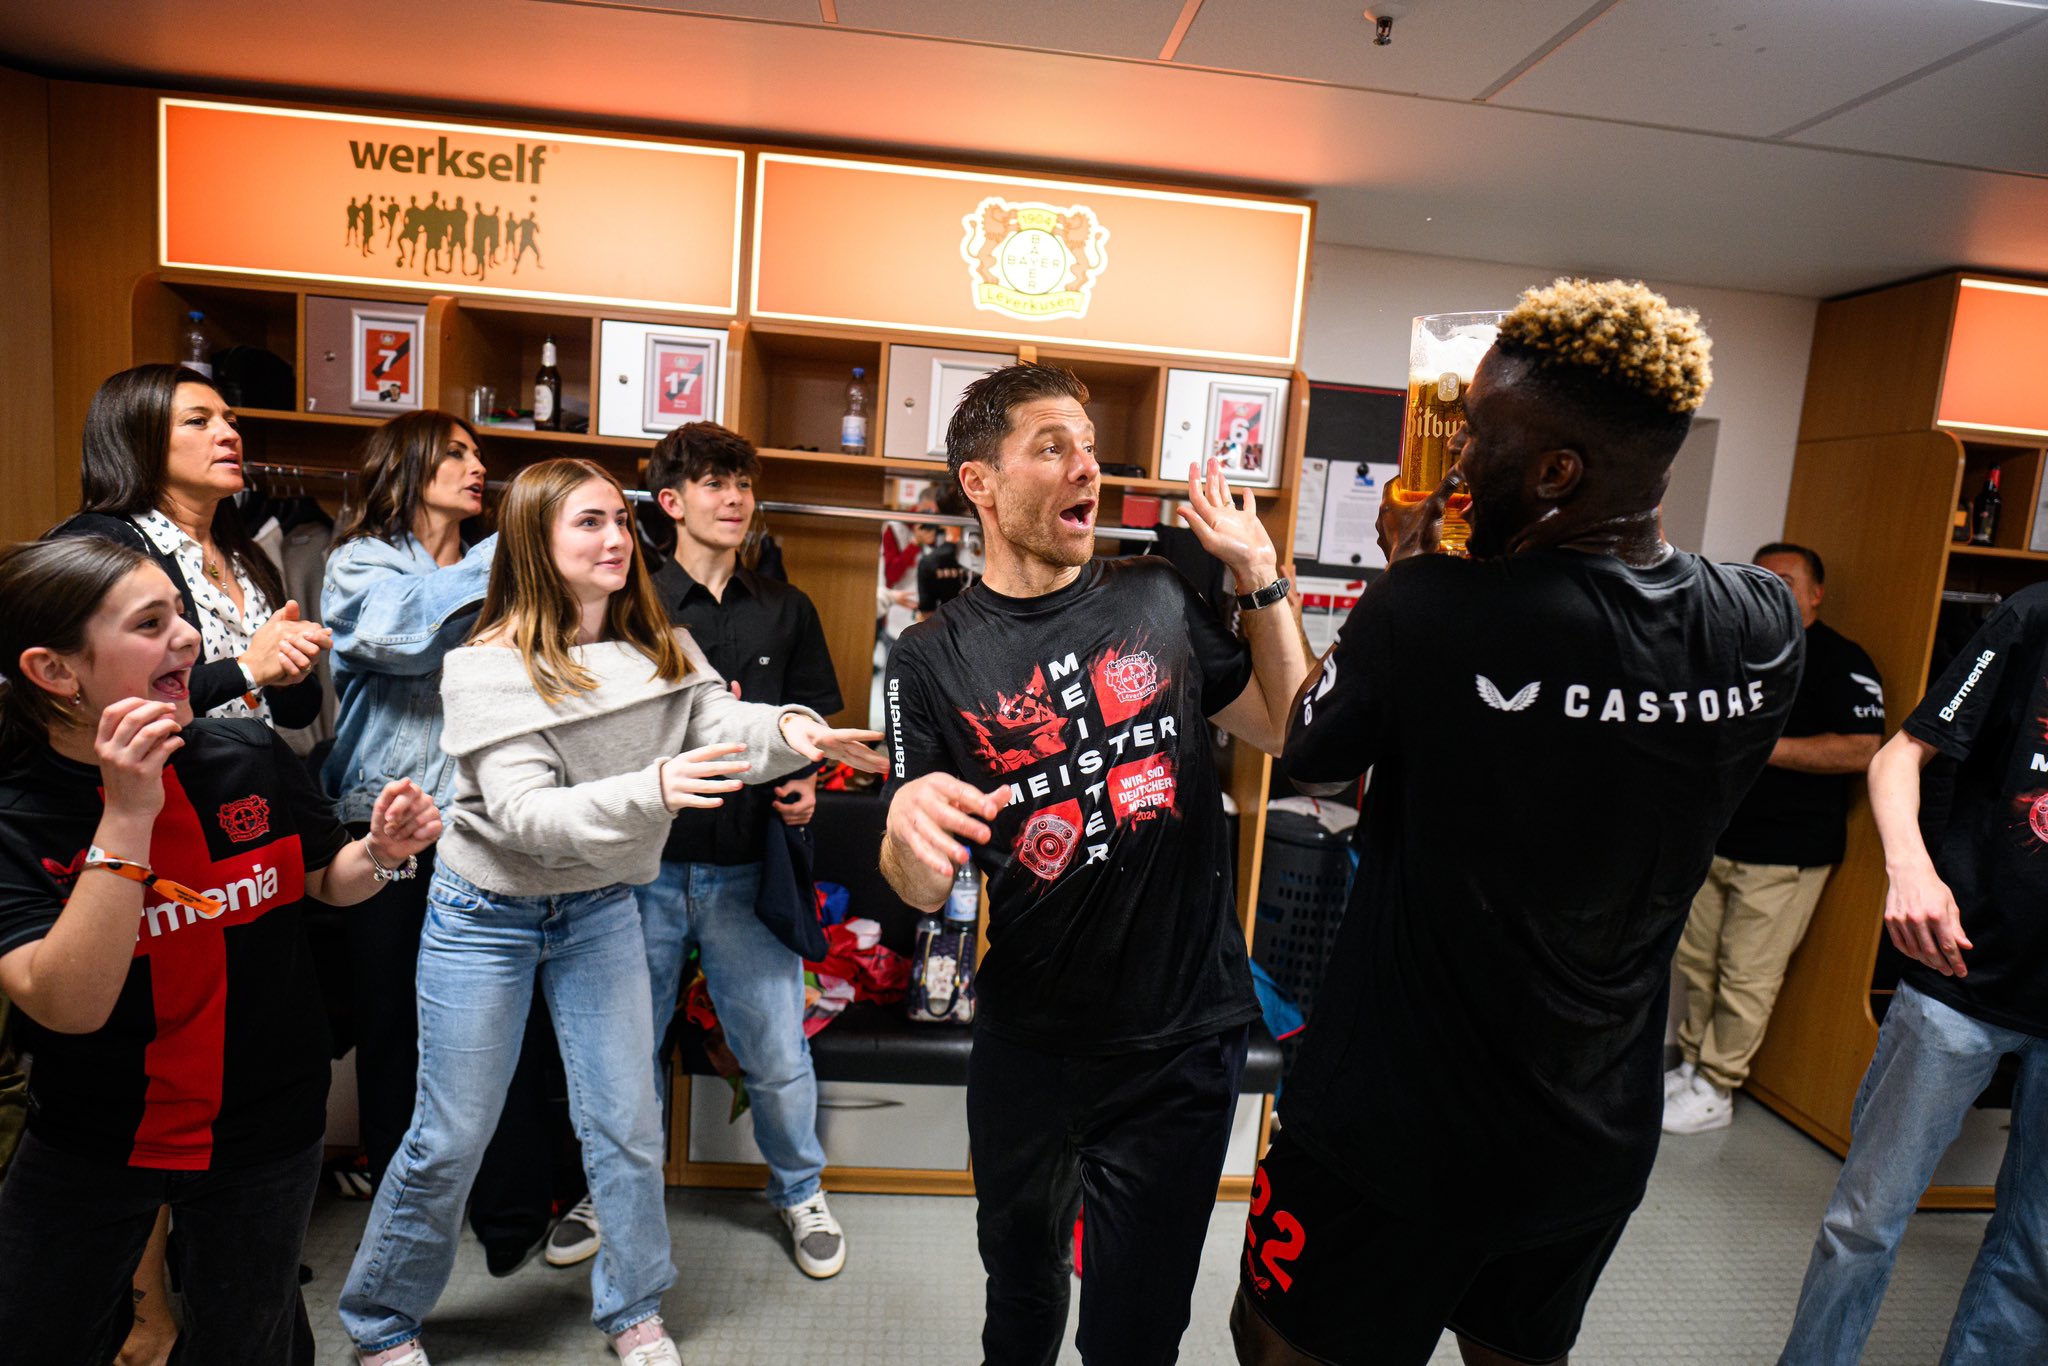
left=533, top=336, right=562, bottom=431
left=1953, top=494, right=1970, bottom=544
left=1970, top=468, right=2002, bottom=546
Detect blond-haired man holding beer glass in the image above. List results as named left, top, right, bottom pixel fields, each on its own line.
left=1234, top=280, right=1803, bottom=1366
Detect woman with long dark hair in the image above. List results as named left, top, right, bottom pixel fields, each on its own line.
left=51, top=363, right=330, bottom=728
left=324, top=410, right=561, bottom=1269
left=0, top=537, right=441, bottom=1365
left=337, top=459, right=884, bottom=1366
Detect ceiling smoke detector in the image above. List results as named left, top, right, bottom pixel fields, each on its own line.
left=1364, top=2, right=1424, bottom=46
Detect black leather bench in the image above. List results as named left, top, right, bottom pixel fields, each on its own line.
left=671, top=788, right=1282, bottom=1093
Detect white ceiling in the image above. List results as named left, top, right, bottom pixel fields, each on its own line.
left=4, top=0, right=2046, bottom=299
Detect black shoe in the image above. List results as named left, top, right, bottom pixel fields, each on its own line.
left=484, top=1231, right=549, bottom=1278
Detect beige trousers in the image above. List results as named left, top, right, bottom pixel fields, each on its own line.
left=1674, top=855, right=1833, bottom=1092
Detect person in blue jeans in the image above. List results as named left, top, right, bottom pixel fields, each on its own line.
left=337, top=459, right=884, bottom=1366
left=324, top=409, right=567, bottom=1274
left=626, top=422, right=847, bottom=1279
left=1780, top=584, right=2048, bottom=1365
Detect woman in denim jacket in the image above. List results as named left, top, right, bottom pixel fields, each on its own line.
left=322, top=412, right=559, bottom=1270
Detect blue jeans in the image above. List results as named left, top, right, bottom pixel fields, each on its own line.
left=339, top=868, right=675, bottom=1350
left=635, top=859, right=825, bottom=1209
left=1780, top=981, right=2048, bottom=1365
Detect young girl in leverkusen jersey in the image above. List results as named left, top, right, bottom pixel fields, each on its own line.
left=0, top=537, right=443, bottom=1366
left=337, top=459, right=884, bottom=1366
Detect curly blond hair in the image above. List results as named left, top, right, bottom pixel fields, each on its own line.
left=1496, top=279, right=1712, bottom=415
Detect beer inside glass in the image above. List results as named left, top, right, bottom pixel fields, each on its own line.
left=1391, top=310, right=1505, bottom=556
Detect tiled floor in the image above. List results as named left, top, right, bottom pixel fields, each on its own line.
left=300, top=1096, right=1988, bottom=1364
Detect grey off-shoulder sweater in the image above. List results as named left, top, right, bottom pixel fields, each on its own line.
left=434, top=629, right=819, bottom=896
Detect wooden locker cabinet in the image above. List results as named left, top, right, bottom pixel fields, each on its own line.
left=1747, top=270, right=2048, bottom=1212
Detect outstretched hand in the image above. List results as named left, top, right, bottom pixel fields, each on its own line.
left=780, top=716, right=888, bottom=774
left=660, top=742, right=750, bottom=812
left=1176, top=457, right=1278, bottom=590
left=886, top=773, right=1011, bottom=879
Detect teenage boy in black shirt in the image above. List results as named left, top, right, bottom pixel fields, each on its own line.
left=1779, top=586, right=2048, bottom=1364
left=881, top=363, right=1310, bottom=1365
left=1666, top=541, right=1883, bottom=1135
left=1234, top=280, right=1803, bottom=1366
left=623, top=422, right=850, bottom=1279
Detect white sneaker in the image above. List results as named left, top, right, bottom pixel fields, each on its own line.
left=1662, top=1072, right=1734, bottom=1134
left=779, top=1192, right=847, bottom=1279
left=358, top=1342, right=431, bottom=1366
left=610, top=1320, right=682, bottom=1366
left=545, top=1196, right=600, bottom=1267
left=1663, top=1060, right=1697, bottom=1098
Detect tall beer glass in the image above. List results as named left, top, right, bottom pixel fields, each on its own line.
left=1390, top=310, right=1504, bottom=556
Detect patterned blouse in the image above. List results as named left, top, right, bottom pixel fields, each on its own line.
left=131, top=508, right=273, bottom=724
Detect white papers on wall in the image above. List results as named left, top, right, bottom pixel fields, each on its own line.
left=1316, top=461, right=1396, bottom=571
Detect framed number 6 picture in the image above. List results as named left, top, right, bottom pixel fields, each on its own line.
left=350, top=309, right=422, bottom=413
left=1160, top=369, right=1287, bottom=488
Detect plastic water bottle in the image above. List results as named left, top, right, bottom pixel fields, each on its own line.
left=909, top=862, right=979, bottom=1022
left=840, top=367, right=869, bottom=455
left=181, top=312, right=213, bottom=378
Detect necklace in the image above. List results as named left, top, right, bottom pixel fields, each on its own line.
left=204, top=554, right=224, bottom=583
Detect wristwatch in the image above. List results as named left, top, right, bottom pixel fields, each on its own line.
left=81, top=845, right=226, bottom=917
left=365, top=843, right=419, bottom=884
left=1235, top=576, right=1291, bottom=611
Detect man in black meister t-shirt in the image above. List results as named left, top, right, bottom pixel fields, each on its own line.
left=881, top=364, right=1309, bottom=1365
left=1233, top=281, right=1802, bottom=1366
left=1665, top=542, right=1884, bottom=1135
left=1780, top=586, right=2048, bottom=1364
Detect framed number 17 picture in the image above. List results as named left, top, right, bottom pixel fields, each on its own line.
left=350, top=309, right=422, bottom=413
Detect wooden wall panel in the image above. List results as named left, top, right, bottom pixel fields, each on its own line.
left=1796, top=275, right=1955, bottom=444
left=47, top=82, right=159, bottom=519
left=0, top=67, right=59, bottom=544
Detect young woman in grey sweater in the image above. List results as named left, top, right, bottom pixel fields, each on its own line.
left=338, top=459, right=883, bottom=1366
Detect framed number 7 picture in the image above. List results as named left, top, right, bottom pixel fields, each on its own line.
left=350, top=309, right=422, bottom=413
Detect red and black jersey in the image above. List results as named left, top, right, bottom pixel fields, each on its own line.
left=0, top=720, right=349, bottom=1171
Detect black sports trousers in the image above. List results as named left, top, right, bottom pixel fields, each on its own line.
left=968, top=1022, right=1249, bottom=1366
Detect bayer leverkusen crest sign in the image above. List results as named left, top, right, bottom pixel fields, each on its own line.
left=960, top=198, right=1109, bottom=322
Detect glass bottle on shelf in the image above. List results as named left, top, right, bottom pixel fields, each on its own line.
left=1971, top=468, right=2002, bottom=546
left=533, top=335, right=562, bottom=431
left=841, top=366, right=869, bottom=455
left=180, top=312, right=213, bottom=379
left=1953, top=493, right=1970, bottom=544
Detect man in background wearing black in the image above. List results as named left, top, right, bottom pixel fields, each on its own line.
left=1665, top=541, right=1883, bottom=1134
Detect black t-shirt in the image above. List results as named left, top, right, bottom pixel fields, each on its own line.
left=0, top=721, right=349, bottom=1170
left=1901, top=583, right=2048, bottom=1038
left=1282, top=549, right=1802, bottom=1241
left=650, top=559, right=844, bottom=866
left=883, top=557, right=1261, bottom=1054
left=1716, top=620, right=1884, bottom=867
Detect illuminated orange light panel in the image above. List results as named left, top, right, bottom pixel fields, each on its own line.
left=1938, top=279, right=2048, bottom=439
left=751, top=154, right=1313, bottom=366
left=160, top=99, right=744, bottom=314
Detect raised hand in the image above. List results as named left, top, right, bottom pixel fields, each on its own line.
left=660, top=742, right=751, bottom=811
left=780, top=716, right=888, bottom=774
left=95, top=698, right=184, bottom=819
left=366, top=778, right=444, bottom=865
left=1176, top=456, right=1278, bottom=591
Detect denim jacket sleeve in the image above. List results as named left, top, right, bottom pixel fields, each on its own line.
left=324, top=534, right=497, bottom=677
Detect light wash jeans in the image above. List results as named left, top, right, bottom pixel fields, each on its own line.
left=635, top=859, right=826, bottom=1209
left=339, top=868, right=674, bottom=1351
left=1780, top=981, right=2047, bottom=1365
